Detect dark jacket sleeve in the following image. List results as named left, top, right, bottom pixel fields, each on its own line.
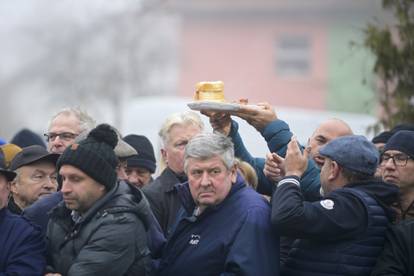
left=67, top=214, right=150, bottom=276
left=23, top=192, right=63, bottom=236
left=262, top=120, right=322, bottom=201
left=141, top=194, right=166, bottom=258
left=223, top=205, right=279, bottom=276
left=0, top=222, right=46, bottom=276
left=371, top=221, right=414, bottom=276
left=271, top=177, right=367, bottom=240
left=229, top=120, right=272, bottom=195
left=142, top=183, right=163, bottom=226
left=261, top=119, right=292, bottom=157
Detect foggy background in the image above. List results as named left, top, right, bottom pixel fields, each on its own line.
left=0, top=0, right=388, bottom=158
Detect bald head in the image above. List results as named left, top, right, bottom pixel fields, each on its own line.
left=308, top=118, right=353, bottom=167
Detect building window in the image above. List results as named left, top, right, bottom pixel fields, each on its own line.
left=276, top=35, right=311, bottom=77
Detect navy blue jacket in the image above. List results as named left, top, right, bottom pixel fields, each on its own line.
left=0, top=208, right=46, bottom=276
left=158, top=174, right=280, bottom=276
left=272, top=177, right=399, bottom=276
left=23, top=191, right=63, bottom=235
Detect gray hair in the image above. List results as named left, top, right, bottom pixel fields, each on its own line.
left=184, top=132, right=235, bottom=173
left=341, top=166, right=374, bottom=183
left=158, top=111, right=204, bottom=147
left=11, top=168, right=21, bottom=183
left=48, top=107, right=96, bottom=133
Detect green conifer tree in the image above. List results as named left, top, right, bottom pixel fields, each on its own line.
left=364, top=0, right=414, bottom=131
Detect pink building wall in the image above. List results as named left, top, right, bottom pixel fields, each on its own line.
left=178, top=20, right=328, bottom=109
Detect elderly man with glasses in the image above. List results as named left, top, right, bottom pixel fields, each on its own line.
left=45, top=107, right=96, bottom=154
left=380, top=130, right=414, bottom=221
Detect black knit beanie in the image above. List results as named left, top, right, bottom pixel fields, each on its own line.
left=372, top=130, right=393, bottom=144
left=57, top=124, right=118, bottom=190
left=124, top=134, right=156, bottom=173
left=390, top=123, right=414, bottom=133
left=383, top=130, right=414, bottom=158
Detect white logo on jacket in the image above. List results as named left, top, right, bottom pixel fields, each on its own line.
left=320, top=199, right=335, bottom=210
left=189, top=234, right=201, bottom=245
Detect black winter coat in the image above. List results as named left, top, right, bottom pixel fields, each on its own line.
left=371, top=219, right=414, bottom=276
left=142, top=167, right=184, bottom=237
left=46, top=181, right=151, bottom=276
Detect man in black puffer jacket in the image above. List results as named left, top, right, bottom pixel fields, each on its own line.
left=46, top=124, right=151, bottom=276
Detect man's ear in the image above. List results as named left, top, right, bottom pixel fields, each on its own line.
left=230, top=165, right=238, bottom=183
left=10, top=180, right=18, bottom=194
left=328, top=161, right=341, bottom=181
left=160, top=148, right=167, bottom=163
left=99, top=185, right=106, bottom=193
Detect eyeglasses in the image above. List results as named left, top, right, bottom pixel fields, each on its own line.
left=380, top=153, right=412, bottom=167
left=44, top=132, right=78, bottom=142
left=30, top=173, right=58, bottom=183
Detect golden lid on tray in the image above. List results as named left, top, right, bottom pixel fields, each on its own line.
left=194, top=81, right=225, bottom=102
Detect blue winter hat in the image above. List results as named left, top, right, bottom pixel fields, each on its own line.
left=10, top=128, right=46, bottom=148
left=319, top=135, right=379, bottom=176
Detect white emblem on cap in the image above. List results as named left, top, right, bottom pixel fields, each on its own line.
left=320, top=199, right=335, bottom=210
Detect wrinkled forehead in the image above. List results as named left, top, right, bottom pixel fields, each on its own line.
left=49, top=113, right=81, bottom=133
left=17, top=160, right=57, bottom=174
left=312, top=121, right=350, bottom=142
left=167, top=123, right=202, bottom=142
left=383, top=149, right=407, bottom=156
left=186, top=155, right=228, bottom=169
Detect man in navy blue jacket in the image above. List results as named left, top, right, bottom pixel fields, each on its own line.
left=158, top=132, right=279, bottom=276
left=272, top=135, right=399, bottom=276
left=0, top=151, right=46, bottom=275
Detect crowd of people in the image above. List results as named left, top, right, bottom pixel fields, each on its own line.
left=0, top=104, right=413, bottom=276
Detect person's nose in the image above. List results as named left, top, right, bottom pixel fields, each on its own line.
left=383, top=157, right=396, bottom=170
left=128, top=172, right=140, bottom=184
left=43, top=176, right=57, bottom=190
left=200, top=171, right=211, bottom=187
left=60, top=180, right=71, bottom=194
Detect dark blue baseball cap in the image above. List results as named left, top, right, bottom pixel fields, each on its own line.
left=319, top=135, right=379, bottom=176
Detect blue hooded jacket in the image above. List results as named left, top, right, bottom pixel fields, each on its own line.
left=158, top=174, right=280, bottom=276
